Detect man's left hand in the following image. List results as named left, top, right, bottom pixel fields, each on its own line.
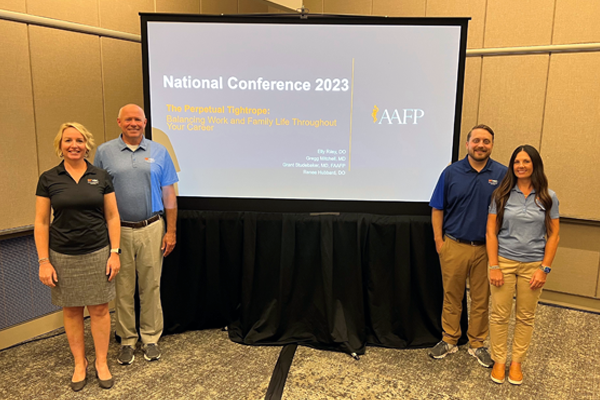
left=162, top=231, right=176, bottom=257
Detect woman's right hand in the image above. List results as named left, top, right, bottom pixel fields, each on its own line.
left=39, top=263, right=58, bottom=287
left=489, top=269, right=504, bottom=287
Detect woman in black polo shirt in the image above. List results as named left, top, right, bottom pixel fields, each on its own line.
left=34, top=122, right=121, bottom=391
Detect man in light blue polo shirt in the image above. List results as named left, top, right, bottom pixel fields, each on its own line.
left=94, top=104, right=178, bottom=364
left=428, top=124, right=507, bottom=367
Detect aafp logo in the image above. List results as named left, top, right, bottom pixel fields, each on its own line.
left=372, top=105, right=424, bottom=125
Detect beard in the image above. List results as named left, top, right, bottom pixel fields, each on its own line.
left=468, top=148, right=490, bottom=162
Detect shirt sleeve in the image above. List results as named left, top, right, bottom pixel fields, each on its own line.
left=160, top=151, right=179, bottom=187
left=35, top=173, right=49, bottom=198
left=429, top=170, right=445, bottom=210
left=489, top=197, right=497, bottom=215
left=549, top=190, right=559, bottom=219
left=103, top=169, right=115, bottom=195
left=93, top=147, right=103, bottom=169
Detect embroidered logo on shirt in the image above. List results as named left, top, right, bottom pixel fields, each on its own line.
left=87, top=179, right=99, bottom=185
left=144, top=157, right=155, bottom=163
left=488, top=179, right=498, bottom=186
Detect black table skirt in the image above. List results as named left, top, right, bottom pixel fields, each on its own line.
left=161, top=210, right=468, bottom=355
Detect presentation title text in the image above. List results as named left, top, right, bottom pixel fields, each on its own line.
left=163, top=75, right=350, bottom=92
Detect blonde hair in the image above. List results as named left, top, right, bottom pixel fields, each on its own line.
left=53, top=122, right=95, bottom=158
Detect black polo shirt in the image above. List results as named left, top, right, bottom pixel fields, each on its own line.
left=36, top=160, right=115, bottom=255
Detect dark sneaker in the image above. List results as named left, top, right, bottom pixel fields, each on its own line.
left=117, top=345, right=135, bottom=365
left=428, top=340, right=458, bottom=359
left=143, top=343, right=161, bottom=361
left=468, top=346, right=494, bottom=368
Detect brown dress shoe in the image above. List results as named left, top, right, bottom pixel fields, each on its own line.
left=490, top=362, right=506, bottom=384
left=508, top=362, right=523, bottom=385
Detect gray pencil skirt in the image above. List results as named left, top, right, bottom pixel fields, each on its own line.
left=49, top=246, right=115, bottom=307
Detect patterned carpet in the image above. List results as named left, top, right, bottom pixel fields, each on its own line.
left=0, top=302, right=599, bottom=399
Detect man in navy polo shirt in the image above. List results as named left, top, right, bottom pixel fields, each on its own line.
left=428, top=124, right=507, bottom=367
left=94, top=104, right=178, bottom=364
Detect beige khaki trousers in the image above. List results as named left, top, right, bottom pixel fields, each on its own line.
left=489, top=256, right=543, bottom=364
left=439, top=235, right=489, bottom=347
left=115, top=218, right=165, bottom=347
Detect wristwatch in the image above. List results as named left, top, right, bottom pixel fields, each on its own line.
left=110, top=248, right=121, bottom=254
left=539, top=265, right=551, bottom=274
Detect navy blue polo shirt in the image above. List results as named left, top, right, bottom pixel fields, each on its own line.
left=430, top=156, right=507, bottom=242
left=36, top=160, right=115, bottom=255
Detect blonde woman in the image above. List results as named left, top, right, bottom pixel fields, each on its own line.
left=34, top=123, right=121, bottom=391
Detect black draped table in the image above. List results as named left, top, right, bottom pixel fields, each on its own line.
left=161, top=210, right=468, bottom=355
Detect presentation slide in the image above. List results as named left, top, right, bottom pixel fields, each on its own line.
left=145, top=19, right=463, bottom=203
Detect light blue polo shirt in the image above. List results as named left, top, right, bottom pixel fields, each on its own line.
left=489, top=186, right=559, bottom=262
left=94, top=135, right=178, bottom=222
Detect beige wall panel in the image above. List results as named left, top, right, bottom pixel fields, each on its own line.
left=27, top=0, right=99, bottom=26
left=0, top=20, right=37, bottom=231
left=541, top=53, right=600, bottom=220
left=477, top=55, right=548, bottom=164
left=323, top=0, right=370, bottom=15
left=156, top=0, right=200, bottom=13
left=545, top=247, right=599, bottom=298
left=0, top=0, right=25, bottom=12
left=99, top=0, right=153, bottom=35
left=304, top=0, right=323, bottom=14
left=29, top=26, right=104, bottom=174
left=268, top=5, right=287, bottom=13
left=484, top=0, right=554, bottom=48
left=373, top=0, right=425, bottom=17
left=426, top=0, right=486, bottom=49
left=239, top=0, right=268, bottom=13
left=100, top=38, right=144, bottom=144
left=553, top=0, right=600, bottom=45
left=559, top=222, right=600, bottom=253
left=458, top=56, right=482, bottom=159
left=202, top=0, right=237, bottom=14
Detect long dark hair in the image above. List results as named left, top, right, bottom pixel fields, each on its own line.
left=492, top=145, right=554, bottom=234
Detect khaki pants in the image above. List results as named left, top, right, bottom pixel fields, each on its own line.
left=116, top=218, right=165, bottom=346
left=439, top=235, right=489, bottom=347
left=489, top=256, right=543, bottom=364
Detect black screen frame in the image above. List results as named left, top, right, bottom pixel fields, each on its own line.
left=140, top=13, right=469, bottom=215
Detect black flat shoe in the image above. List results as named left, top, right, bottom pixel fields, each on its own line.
left=94, top=360, right=114, bottom=389
left=70, top=358, right=88, bottom=392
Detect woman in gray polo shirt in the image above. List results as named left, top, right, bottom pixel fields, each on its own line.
left=486, top=144, right=560, bottom=385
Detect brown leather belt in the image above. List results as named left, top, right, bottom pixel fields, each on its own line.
left=121, top=214, right=160, bottom=229
left=446, top=234, right=485, bottom=247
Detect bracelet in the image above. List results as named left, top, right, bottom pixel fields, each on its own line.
left=38, top=257, right=49, bottom=264
left=489, top=265, right=500, bottom=270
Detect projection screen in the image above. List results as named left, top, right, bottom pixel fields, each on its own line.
left=141, top=14, right=469, bottom=214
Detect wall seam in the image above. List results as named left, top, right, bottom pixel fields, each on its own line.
left=595, top=257, right=600, bottom=298
left=97, top=0, right=102, bottom=32
left=482, top=0, right=489, bottom=48
left=99, top=37, right=108, bottom=144
left=26, top=25, right=41, bottom=177
left=538, top=0, right=559, bottom=152
left=538, top=54, right=551, bottom=152
left=475, top=57, right=483, bottom=126
left=476, top=0, right=490, bottom=126
left=550, top=0, right=558, bottom=45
